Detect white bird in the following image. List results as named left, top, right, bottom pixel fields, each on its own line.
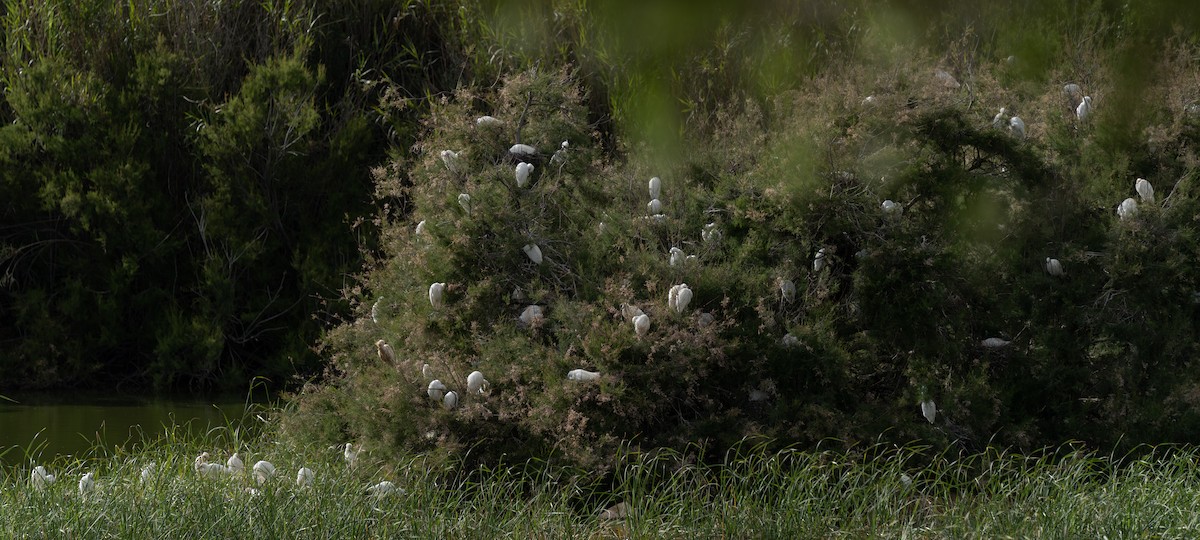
left=671, top=284, right=693, bottom=314
left=1135, top=178, right=1155, bottom=203
left=647, top=199, right=663, bottom=214
left=862, top=95, right=876, bottom=106
left=669, top=247, right=684, bottom=267
left=648, top=176, right=662, bottom=199
left=227, top=452, right=244, bottom=473
left=668, top=284, right=681, bottom=311
left=427, top=380, right=447, bottom=401
left=921, top=400, right=937, bottom=424
left=415, top=220, right=426, bottom=236
left=780, top=279, right=796, bottom=303
left=519, top=305, right=544, bottom=326
left=440, top=150, right=461, bottom=173
left=515, top=162, right=534, bottom=188
left=457, top=193, right=471, bottom=215
left=701, top=223, right=722, bottom=243
left=367, top=480, right=397, bottom=498
left=344, top=443, right=359, bottom=467
left=140, top=463, right=155, bottom=484
left=252, top=461, right=276, bottom=485
left=31, top=466, right=55, bottom=491
left=1009, top=116, right=1026, bottom=139
left=429, top=282, right=446, bottom=309
left=475, top=115, right=501, bottom=126
left=1118, top=197, right=1138, bottom=220
left=467, top=371, right=489, bottom=394
left=781, top=333, right=799, bottom=348
left=1045, top=258, right=1064, bottom=277
left=510, top=143, right=537, bottom=157
left=1076, top=96, right=1092, bottom=122
left=550, top=140, right=569, bottom=167
left=567, top=369, right=601, bottom=381
left=442, top=391, right=459, bottom=410
left=78, top=472, right=95, bottom=496
left=982, top=337, right=1011, bottom=348
left=813, top=248, right=827, bottom=273
left=881, top=200, right=902, bottom=215
left=992, top=107, right=1007, bottom=129
left=421, top=363, right=434, bottom=381
left=371, top=297, right=383, bottom=324
left=633, top=314, right=650, bottom=337
left=523, top=244, right=544, bottom=265
left=296, top=467, right=315, bottom=488
left=376, top=340, right=396, bottom=365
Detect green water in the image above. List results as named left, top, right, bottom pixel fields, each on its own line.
left=0, top=391, right=260, bottom=466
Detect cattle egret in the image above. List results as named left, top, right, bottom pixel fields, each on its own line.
left=1045, top=258, right=1064, bottom=276
left=442, top=391, right=459, bottom=410
left=519, top=305, right=544, bottom=326
left=813, top=248, right=827, bottom=273
left=376, top=340, right=396, bottom=365
left=1076, top=96, right=1092, bottom=122
left=440, top=150, right=461, bottom=173
left=510, top=143, right=536, bottom=157
left=371, top=297, right=383, bottom=324
left=992, top=107, right=1007, bottom=129
left=253, top=461, right=276, bottom=485
left=1135, top=178, right=1155, bottom=203
left=781, top=333, right=799, bottom=348
left=467, top=371, right=489, bottom=394
left=367, top=480, right=397, bottom=498
left=862, top=95, right=876, bottom=105
left=633, top=314, right=650, bottom=337
left=982, top=337, right=1011, bottom=348
left=422, top=363, right=434, bottom=381
left=702, top=223, right=721, bottom=243
left=921, top=400, right=937, bottom=424
left=673, top=284, right=693, bottom=314
left=344, top=443, right=359, bottom=467
left=749, top=389, right=770, bottom=402
left=227, top=452, right=244, bottom=473
left=669, top=247, right=684, bottom=267
left=78, top=473, right=95, bottom=496
left=296, top=467, right=315, bottom=488
left=780, top=279, right=796, bottom=303
left=935, top=69, right=960, bottom=88
left=194, top=452, right=211, bottom=473
left=457, top=193, right=471, bottom=215
left=881, top=200, right=902, bottom=215
left=621, top=304, right=645, bottom=322
left=1009, top=116, right=1026, bottom=139
left=568, top=369, right=601, bottom=381
left=429, top=283, right=446, bottom=309
left=31, top=466, right=55, bottom=490
left=140, top=463, right=155, bottom=484
left=551, top=141, right=569, bottom=166
left=649, top=177, right=662, bottom=199
left=1117, top=197, right=1138, bottom=220
left=647, top=199, right=663, bottom=214
left=427, top=380, right=447, bottom=401
left=668, top=284, right=681, bottom=311
left=415, top=220, right=426, bottom=236
left=475, top=115, right=501, bottom=126
left=515, top=162, right=534, bottom=187
left=523, top=243, right=544, bottom=265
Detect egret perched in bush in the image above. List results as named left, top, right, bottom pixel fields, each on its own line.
left=78, top=472, right=95, bottom=496
left=1118, top=197, right=1138, bottom=220
left=669, top=284, right=693, bottom=314
left=515, top=162, right=534, bottom=187
left=813, top=248, right=827, bottom=273
left=140, top=463, right=155, bottom=484
left=443, top=391, right=459, bottom=410
left=550, top=140, right=569, bottom=167
left=1009, top=116, right=1026, bottom=139
left=702, top=222, right=721, bottom=243
left=367, top=480, right=397, bottom=498
left=440, top=150, right=461, bottom=173
left=649, top=176, right=662, bottom=199
left=568, top=369, right=601, bottom=381
left=780, top=279, right=796, bottom=303
left=669, top=247, right=684, bottom=267
left=881, top=200, right=902, bottom=215
left=467, top=371, right=489, bottom=394
left=1045, top=258, right=1064, bottom=277
left=344, top=443, right=359, bottom=467
left=414, top=220, right=426, bottom=236
left=296, top=467, right=315, bottom=488
left=429, top=282, right=446, bottom=309
left=475, top=115, right=501, bottom=126
left=31, top=466, right=55, bottom=490
left=376, top=340, right=396, bottom=365
left=422, top=363, right=434, bottom=381
left=1076, top=96, right=1092, bottom=122
left=921, top=400, right=937, bottom=424
left=371, top=297, right=383, bottom=324
left=519, top=305, right=544, bottom=326
left=982, top=337, right=1011, bottom=348
left=253, top=461, right=275, bottom=485
left=1135, top=178, right=1155, bottom=203
left=523, top=243, right=544, bottom=265
left=647, top=198, right=663, bottom=214
left=457, top=193, right=472, bottom=215
left=633, top=314, right=650, bottom=337
left=227, top=452, right=244, bottom=473
left=427, top=380, right=446, bottom=401
left=992, top=107, right=1007, bottom=129
left=510, top=143, right=536, bottom=157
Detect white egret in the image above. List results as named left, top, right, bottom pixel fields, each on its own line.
left=199, top=463, right=227, bottom=477
left=457, top=193, right=471, bottom=215
left=376, top=340, right=396, bottom=365
left=982, top=337, right=1011, bottom=348
left=467, top=371, right=489, bottom=394
left=921, top=400, right=936, bottom=424
left=140, top=463, right=155, bottom=484
left=296, top=467, right=315, bottom=488
left=648, top=176, right=662, bottom=199
left=935, top=69, right=960, bottom=88
left=780, top=279, right=796, bottom=303
left=31, top=466, right=55, bottom=490
left=781, top=333, right=799, bottom=348
left=440, top=150, right=461, bottom=173
left=519, top=305, right=544, bottom=326
left=422, top=363, right=434, bottom=381
left=515, top=162, right=534, bottom=187
left=633, top=313, right=650, bottom=337
left=78, top=472, right=95, bottom=496
left=415, top=220, right=426, bottom=236
left=227, top=452, right=244, bottom=474
left=371, top=297, right=383, bottom=324
left=1076, top=96, right=1092, bottom=122
left=1117, top=197, right=1138, bottom=220
left=427, top=380, right=447, bottom=401
left=668, top=284, right=681, bottom=312
left=862, top=95, right=876, bottom=106
left=1135, top=178, right=1155, bottom=203
left=992, top=107, right=1007, bottom=129
left=647, top=199, right=663, bottom=214
left=367, top=480, right=397, bottom=498
left=1045, top=258, right=1064, bottom=277
left=813, top=248, right=827, bottom=273
left=442, top=391, right=459, bottom=410
left=523, top=243, right=544, bottom=265
left=510, top=143, right=537, bottom=157
left=702, top=223, right=722, bottom=243
left=881, top=200, right=902, bottom=215
left=669, top=247, right=684, bottom=267
left=673, top=284, right=693, bottom=314
left=429, top=282, right=446, bottom=309
left=550, top=141, right=569, bottom=167
left=648, top=214, right=667, bottom=223
left=1009, top=116, right=1026, bottom=139
left=475, top=115, right=501, bottom=126
left=344, top=443, right=359, bottom=467
left=568, top=369, right=601, bottom=381
left=252, top=461, right=276, bottom=485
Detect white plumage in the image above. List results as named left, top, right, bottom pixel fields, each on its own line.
left=376, top=340, right=396, bottom=365
left=1076, top=96, right=1092, bottom=122
left=78, top=472, right=95, bottom=496
left=227, top=452, right=244, bottom=473
left=427, top=380, right=446, bottom=401
left=442, top=391, right=459, bottom=410
left=1135, top=178, right=1155, bottom=203
left=523, top=244, right=544, bottom=265
left=921, top=400, right=937, bottom=424
left=515, top=162, right=534, bottom=188
left=881, top=200, right=902, bottom=215
left=669, top=247, right=684, bottom=267
left=1118, top=197, right=1138, bottom=220
left=1009, top=116, right=1026, bottom=139
left=467, top=370, right=489, bottom=394
left=252, top=461, right=275, bottom=485
left=429, top=282, right=446, bottom=309
left=813, top=248, right=827, bottom=273
left=519, top=305, right=544, bottom=326
left=440, top=150, right=461, bottom=173
left=568, top=369, right=601, bottom=381
left=633, top=314, right=650, bottom=337
left=648, top=176, right=662, bottom=199
left=1045, top=258, right=1064, bottom=277
left=475, top=115, right=501, bottom=126
left=982, top=337, right=1011, bottom=348
left=31, top=465, right=55, bottom=490
left=510, top=143, right=537, bottom=157
left=457, top=193, right=471, bottom=215
left=647, top=198, right=663, bottom=214
left=992, top=107, right=1007, bottom=129
left=296, top=467, right=315, bottom=488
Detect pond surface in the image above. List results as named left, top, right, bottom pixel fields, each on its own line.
left=0, top=391, right=264, bottom=466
